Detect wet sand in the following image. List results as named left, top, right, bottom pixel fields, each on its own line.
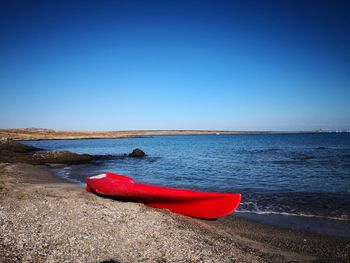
left=0, top=163, right=349, bottom=262
left=235, top=212, right=350, bottom=238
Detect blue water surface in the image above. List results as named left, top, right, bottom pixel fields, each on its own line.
left=23, top=133, right=350, bottom=221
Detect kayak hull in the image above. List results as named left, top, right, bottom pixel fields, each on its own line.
left=86, top=172, right=241, bottom=219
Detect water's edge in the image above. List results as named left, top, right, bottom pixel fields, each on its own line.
left=50, top=165, right=350, bottom=238
left=235, top=212, right=350, bottom=238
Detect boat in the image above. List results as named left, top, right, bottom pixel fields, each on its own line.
left=86, top=172, right=241, bottom=219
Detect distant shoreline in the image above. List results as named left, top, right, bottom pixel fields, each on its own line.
left=0, top=128, right=322, bottom=141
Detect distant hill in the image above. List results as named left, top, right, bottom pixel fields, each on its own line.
left=0, top=128, right=320, bottom=140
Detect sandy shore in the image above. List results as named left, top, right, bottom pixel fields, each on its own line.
left=0, top=163, right=349, bottom=262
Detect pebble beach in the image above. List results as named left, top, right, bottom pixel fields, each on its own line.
left=0, top=161, right=349, bottom=262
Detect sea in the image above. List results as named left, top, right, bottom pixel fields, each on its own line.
left=22, top=133, right=350, bottom=237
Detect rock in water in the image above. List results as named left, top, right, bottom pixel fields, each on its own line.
left=129, top=148, right=146, bottom=158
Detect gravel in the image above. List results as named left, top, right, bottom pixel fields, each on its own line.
left=0, top=163, right=348, bottom=262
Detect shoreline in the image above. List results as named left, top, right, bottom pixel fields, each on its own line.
left=50, top=164, right=350, bottom=239
left=1, top=163, right=349, bottom=262
left=0, top=128, right=322, bottom=141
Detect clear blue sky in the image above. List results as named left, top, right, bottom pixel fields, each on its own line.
left=1, top=0, right=349, bottom=131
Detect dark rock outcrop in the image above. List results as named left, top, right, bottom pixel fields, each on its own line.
left=32, top=151, right=92, bottom=165
left=129, top=148, right=146, bottom=158
left=0, top=149, right=32, bottom=163
left=0, top=137, right=41, bottom=153
left=0, top=138, right=92, bottom=165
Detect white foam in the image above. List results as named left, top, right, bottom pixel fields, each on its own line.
left=51, top=167, right=84, bottom=186
left=89, top=173, right=107, bottom=179
left=237, top=201, right=350, bottom=221
left=237, top=207, right=349, bottom=221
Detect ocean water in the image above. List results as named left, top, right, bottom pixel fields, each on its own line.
left=23, top=133, right=350, bottom=223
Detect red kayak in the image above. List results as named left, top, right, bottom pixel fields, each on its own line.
left=86, top=172, right=241, bottom=219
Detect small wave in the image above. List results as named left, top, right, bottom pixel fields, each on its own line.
left=237, top=202, right=349, bottom=221
left=51, top=167, right=84, bottom=186
left=292, top=155, right=314, bottom=161
left=272, top=160, right=306, bottom=165
left=236, top=210, right=349, bottom=221
left=315, top=147, right=326, bottom=150
left=237, top=148, right=282, bottom=155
